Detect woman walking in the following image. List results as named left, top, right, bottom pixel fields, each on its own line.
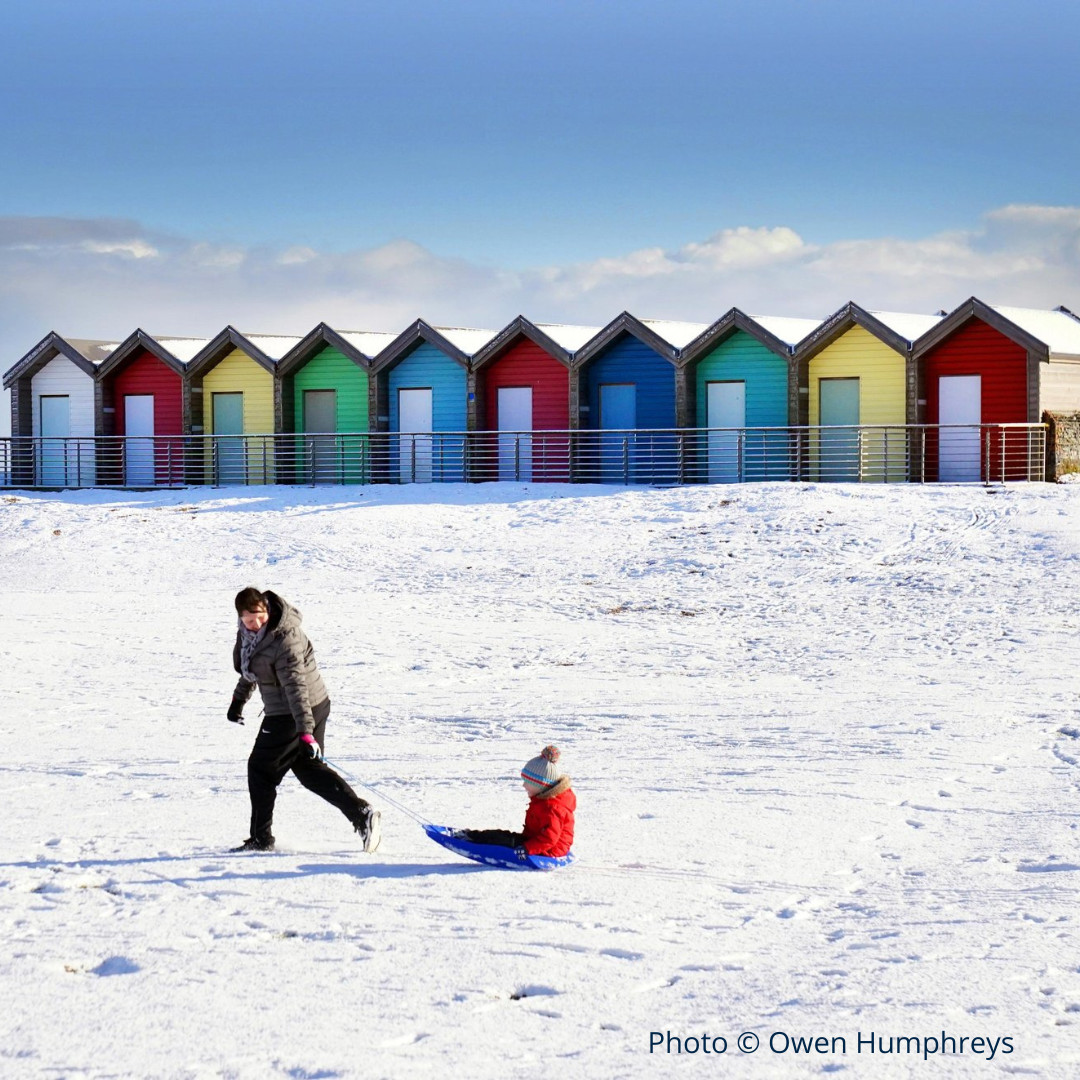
left=227, top=587, right=381, bottom=853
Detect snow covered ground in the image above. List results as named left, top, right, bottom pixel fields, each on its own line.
left=2, top=481, right=1080, bottom=1079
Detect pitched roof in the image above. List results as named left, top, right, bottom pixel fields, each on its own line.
left=336, top=330, right=400, bottom=358
left=751, top=315, right=825, bottom=348
left=868, top=310, right=944, bottom=343
left=430, top=326, right=499, bottom=355
left=992, top=306, right=1080, bottom=358
left=532, top=323, right=603, bottom=353
left=239, top=334, right=305, bottom=360
left=638, top=319, right=711, bottom=350
left=62, top=338, right=122, bottom=365
left=151, top=336, right=212, bottom=363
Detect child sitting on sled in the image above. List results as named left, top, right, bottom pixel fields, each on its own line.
left=466, top=746, right=575, bottom=858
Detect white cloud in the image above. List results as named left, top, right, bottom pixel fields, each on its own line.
left=3, top=205, right=1080, bottom=432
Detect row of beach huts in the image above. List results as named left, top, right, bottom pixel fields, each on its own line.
left=3, top=297, right=1080, bottom=487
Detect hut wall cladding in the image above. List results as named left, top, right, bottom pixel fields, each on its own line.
left=482, top=340, right=570, bottom=430
left=201, top=348, right=275, bottom=434
left=693, top=331, right=788, bottom=427
left=922, top=320, right=1028, bottom=425
left=110, top=350, right=183, bottom=435
left=291, top=346, right=369, bottom=431
left=30, top=356, right=96, bottom=438
left=808, top=326, right=907, bottom=426
left=584, top=335, right=677, bottom=428
left=387, top=343, right=467, bottom=431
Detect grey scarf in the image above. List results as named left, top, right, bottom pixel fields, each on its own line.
left=238, top=618, right=270, bottom=683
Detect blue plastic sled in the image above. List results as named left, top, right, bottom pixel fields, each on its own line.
left=424, top=824, right=575, bottom=871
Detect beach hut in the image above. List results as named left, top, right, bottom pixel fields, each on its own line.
left=573, top=314, right=699, bottom=483
left=371, top=321, right=496, bottom=483
left=680, top=309, right=796, bottom=483
left=472, top=317, right=599, bottom=481
left=3, top=332, right=117, bottom=486
left=277, top=324, right=395, bottom=483
left=912, top=298, right=1080, bottom=481
left=96, top=330, right=206, bottom=485
left=794, top=304, right=942, bottom=481
left=187, top=328, right=300, bottom=484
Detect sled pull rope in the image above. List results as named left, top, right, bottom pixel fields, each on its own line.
left=321, top=756, right=433, bottom=827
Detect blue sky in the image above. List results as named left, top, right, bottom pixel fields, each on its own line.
left=4, top=0, right=1080, bottom=439
left=3, top=0, right=1079, bottom=267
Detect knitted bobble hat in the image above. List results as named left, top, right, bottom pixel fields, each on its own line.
left=521, top=745, right=562, bottom=794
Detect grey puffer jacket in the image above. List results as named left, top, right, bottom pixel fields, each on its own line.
left=232, top=592, right=328, bottom=734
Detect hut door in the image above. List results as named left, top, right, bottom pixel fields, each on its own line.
left=124, top=395, right=155, bottom=486
left=819, top=378, right=860, bottom=481
left=398, top=388, right=433, bottom=483
left=706, top=381, right=745, bottom=483
left=497, top=387, right=532, bottom=481
left=212, top=392, right=246, bottom=484
left=938, top=375, right=981, bottom=482
left=39, top=395, right=70, bottom=486
left=303, top=390, right=337, bottom=482
left=598, top=383, right=636, bottom=482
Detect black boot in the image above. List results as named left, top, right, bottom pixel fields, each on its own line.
left=232, top=836, right=275, bottom=852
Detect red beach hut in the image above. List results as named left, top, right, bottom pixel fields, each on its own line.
left=96, top=330, right=198, bottom=485
left=472, top=317, right=599, bottom=481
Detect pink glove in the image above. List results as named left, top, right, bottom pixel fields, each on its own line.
left=298, top=733, right=322, bottom=761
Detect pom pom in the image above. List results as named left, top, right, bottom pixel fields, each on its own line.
left=541, top=745, right=560, bottom=763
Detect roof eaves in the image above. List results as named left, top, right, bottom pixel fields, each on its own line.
left=188, top=326, right=276, bottom=376
left=277, top=323, right=372, bottom=377
left=371, top=319, right=470, bottom=373
left=912, top=297, right=1049, bottom=360
left=96, top=329, right=187, bottom=379
left=2, top=332, right=97, bottom=388
left=473, top=316, right=573, bottom=371
left=574, top=312, right=679, bottom=367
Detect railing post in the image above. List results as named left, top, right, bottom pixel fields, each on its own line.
left=1000, top=425, right=1006, bottom=484
left=622, top=436, right=630, bottom=485
left=984, top=427, right=991, bottom=487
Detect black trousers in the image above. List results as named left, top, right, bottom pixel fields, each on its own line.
left=465, top=829, right=524, bottom=847
left=246, top=700, right=369, bottom=844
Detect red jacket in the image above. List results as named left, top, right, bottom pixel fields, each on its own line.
left=522, top=780, right=576, bottom=857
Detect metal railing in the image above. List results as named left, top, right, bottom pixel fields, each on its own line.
left=0, top=424, right=1047, bottom=489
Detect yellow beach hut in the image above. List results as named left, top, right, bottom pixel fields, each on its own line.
left=186, top=327, right=301, bottom=484
left=794, top=304, right=943, bottom=481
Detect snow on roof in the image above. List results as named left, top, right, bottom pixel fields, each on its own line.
left=151, top=337, right=211, bottom=363
left=64, top=338, right=121, bottom=365
left=868, top=310, right=944, bottom=343
left=993, top=306, right=1080, bottom=357
left=432, top=326, right=498, bottom=355
left=241, top=334, right=304, bottom=360
left=336, top=330, right=399, bottom=358
left=639, top=319, right=711, bottom=349
left=533, top=323, right=602, bottom=353
left=750, top=315, right=824, bottom=348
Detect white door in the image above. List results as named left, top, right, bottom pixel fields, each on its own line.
left=39, top=395, right=71, bottom=485
left=939, top=375, right=981, bottom=481
left=399, top=388, right=433, bottom=483
left=497, top=387, right=533, bottom=481
left=706, top=381, right=745, bottom=483
left=124, top=395, right=155, bottom=485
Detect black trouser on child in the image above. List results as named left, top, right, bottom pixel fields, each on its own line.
left=465, top=829, right=524, bottom=847
left=247, top=699, right=370, bottom=845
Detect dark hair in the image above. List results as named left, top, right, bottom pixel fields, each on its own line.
left=235, top=587, right=267, bottom=615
